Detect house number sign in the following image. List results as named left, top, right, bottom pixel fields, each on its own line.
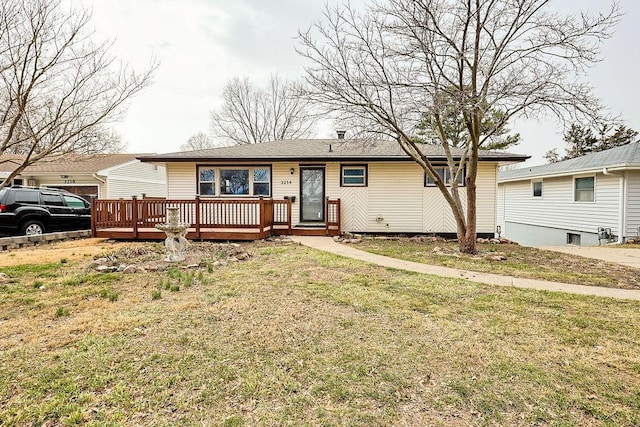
left=280, top=180, right=292, bottom=185
left=64, top=179, right=76, bottom=184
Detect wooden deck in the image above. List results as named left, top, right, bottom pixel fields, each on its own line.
left=91, top=197, right=341, bottom=240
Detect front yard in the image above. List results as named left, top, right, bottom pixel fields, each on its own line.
left=1, top=239, right=639, bottom=426
left=355, top=237, right=640, bottom=289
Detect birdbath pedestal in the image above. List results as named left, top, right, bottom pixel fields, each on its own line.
left=155, top=206, right=190, bottom=262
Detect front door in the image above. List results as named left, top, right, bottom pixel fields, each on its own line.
left=300, top=167, right=325, bottom=222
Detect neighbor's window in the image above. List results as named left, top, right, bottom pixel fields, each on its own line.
left=574, top=176, right=594, bottom=202
left=253, top=168, right=271, bottom=196
left=341, top=165, right=367, bottom=186
left=199, top=168, right=216, bottom=195
left=425, top=166, right=465, bottom=186
left=532, top=180, right=543, bottom=198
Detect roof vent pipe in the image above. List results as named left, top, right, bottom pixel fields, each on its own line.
left=336, top=130, right=346, bottom=139
left=329, top=144, right=333, bottom=152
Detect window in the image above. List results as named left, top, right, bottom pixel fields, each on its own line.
left=42, top=194, right=64, bottom=206
left=532, top=180, right=543, bottom=198
left=197, top=166, right=271, bottom=197
left=199, top=168, right=216, bottom=195
left=63, top=195, right=87, bottom=208
left=253, top=168, right=270, bottom=195
left=341, top=165, right=367, bottom=187
left=220, top=169, right=249, bottom=195
left=14, top=190, right=39, bottom=204
left=425, top=166, right=465, bottom=187
left=567, top=233, right=581, bottom=245
left=574, top=177, right=594, bottom=202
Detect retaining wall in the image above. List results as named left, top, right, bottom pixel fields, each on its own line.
left=0, top=230, right=92, bottom=252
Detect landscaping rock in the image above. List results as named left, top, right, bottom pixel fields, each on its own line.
left=122, top=265, right=137, bottom=274
left=186, top=263, right=200, bottom=269
left=491, top=255, right=507, bottom=261
left=96, top=265, right=118, bottom=273
left=236, top=252, right=250, bottom=260
left=333, top=236, right=343, bottom=242
left=93, top=258, right=109, bottom=266
left=0, top=272, right=8, bottom=283
left=489, top=238, right=501, bottom=244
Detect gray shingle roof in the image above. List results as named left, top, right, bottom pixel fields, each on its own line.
left=137, top=139, right=529, bottom=163
left=499, top=142, right=640, bottom=182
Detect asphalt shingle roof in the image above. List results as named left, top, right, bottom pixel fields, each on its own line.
left=499, top=142, right=640, bottom=182
left=0, top=153, right=147, bottom=174
left=137, top=139, right=529, bottom=163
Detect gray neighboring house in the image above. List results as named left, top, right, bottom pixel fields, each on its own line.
left=498, top=142, right=640, bottom=246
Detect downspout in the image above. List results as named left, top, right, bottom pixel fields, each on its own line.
left=92, top=173, right=107, bottom=199
left=602, top=168, right=625, bottom=244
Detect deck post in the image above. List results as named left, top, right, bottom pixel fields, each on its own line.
left=259, top=196, right=266, bottom=238
left=325, top=197, right=329, bottom=236
left=287, top=198, right=292, bottom=234
left=90, top=197, right=97, bottom=237
left=194, top=196, right=201, bottom=239
left=131, top=196, right=139, bottom=239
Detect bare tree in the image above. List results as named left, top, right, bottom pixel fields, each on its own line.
left=0, top=0, right=156, bottom=189
left=298, top=0, right=620, bottom=253
left=180, top=131, right=214, bottom=151
left=210, top=74, right=315, bottom=145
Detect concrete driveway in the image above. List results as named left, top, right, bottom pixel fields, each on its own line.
left=537, top=245, right=640, bottom=269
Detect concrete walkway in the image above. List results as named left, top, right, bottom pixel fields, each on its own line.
left=538, top=245, right=640, bottom=269
left=290, top=236, right=640, bottom=301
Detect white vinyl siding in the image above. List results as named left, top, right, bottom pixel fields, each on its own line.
left=272, top=162, right=300, bottom=225
left=500, top=173, right=621, bottom=237
left=167, top=163, right=196, bottom=199
left=626, top=171, right=640, bottom=237
left=165, top=160, right=499, bottom=233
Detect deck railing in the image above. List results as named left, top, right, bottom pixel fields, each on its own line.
left=92, top=196, right=340, bottom=240
left=91, top=196, right=298, bottom=240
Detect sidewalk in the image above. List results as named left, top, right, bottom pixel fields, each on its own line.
left=290, top=236, right=640, bottom=301
left=537, top=245, right=640, bottom=269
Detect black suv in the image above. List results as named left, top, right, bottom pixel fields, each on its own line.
left=0, top=186, right=91, bottom=236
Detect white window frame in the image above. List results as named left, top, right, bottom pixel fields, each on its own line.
left=574, top=176, right=595, bottom=202
left=532, top=180, right=543, bottom=198
left=197, top=166, right=271, bottom=197
left=340, top=165, right=367, bottom=187
left=425, top=166, right=465, bottom=187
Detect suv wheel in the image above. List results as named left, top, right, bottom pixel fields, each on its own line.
left=21, top=220, right=44, bottom=236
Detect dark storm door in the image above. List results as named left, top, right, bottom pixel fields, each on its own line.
left=300, top=167, right=325, bottom=222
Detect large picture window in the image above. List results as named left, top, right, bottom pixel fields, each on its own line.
left=574, top=176, right=594, bottom=202
left=425, top=166, right=465, bottom=187
left=341, top=165, right=367, bottom=186
left=197, top=166, right=271, bottom=197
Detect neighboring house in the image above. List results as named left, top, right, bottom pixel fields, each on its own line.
left=498, top=142, right=640, bottom=246
left=0, top=153, right=167, bottom=199
left=138, top=138, right=527, bottom=236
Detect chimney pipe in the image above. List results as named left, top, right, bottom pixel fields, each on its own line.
left=336, top=130, right=346, bottom=139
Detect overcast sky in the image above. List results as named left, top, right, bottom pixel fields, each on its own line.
left=83, top=0, right=640, bottom=166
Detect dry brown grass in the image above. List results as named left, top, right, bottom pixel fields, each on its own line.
left=356, top=238, right=640, bottom=289
left=1, top=240, right=639, bottom=426
left=0, top=238, right=118, bottom=267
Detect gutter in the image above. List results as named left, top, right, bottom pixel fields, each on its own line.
left=602, top=167, right=626, bottom=244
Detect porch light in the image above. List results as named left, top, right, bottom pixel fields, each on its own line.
left=290, top=168, right=295, bottom=175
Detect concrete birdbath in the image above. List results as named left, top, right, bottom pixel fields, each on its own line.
left=155, top=206, right=190, bottom=262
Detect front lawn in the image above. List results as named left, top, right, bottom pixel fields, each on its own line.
left=356, top=238, right=640, bottom=289
left=0, top=241, right=639, bottom=426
